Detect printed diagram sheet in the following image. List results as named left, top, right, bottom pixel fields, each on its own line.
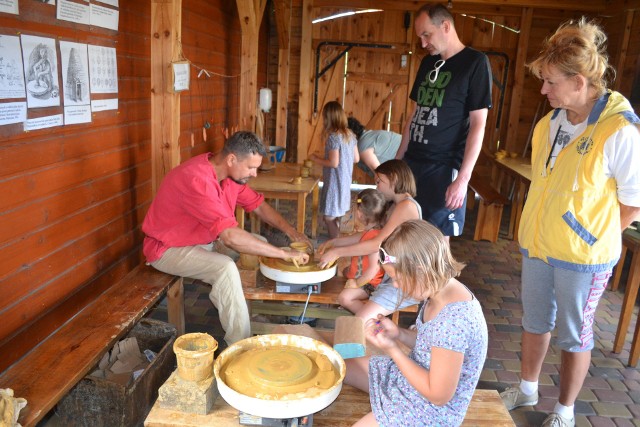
left=0, top=34, right=26, bottom=99
left=21, top=34, right=61, bottom=108
left=88, top=45, right=118, bottom=94
left=60, top=41, right=90, bottom=106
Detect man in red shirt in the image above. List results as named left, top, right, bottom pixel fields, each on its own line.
left=143, top=131, right=310, bottom=345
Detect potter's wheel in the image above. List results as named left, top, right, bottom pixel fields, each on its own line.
left=259, top=256, right=336, bottom=285
left=214, top=334, right=346, bottom=419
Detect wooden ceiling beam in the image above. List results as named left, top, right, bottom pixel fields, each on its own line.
left=313, top=0, right=607, bottom=13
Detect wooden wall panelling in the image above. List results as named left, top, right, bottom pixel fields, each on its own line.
left=0, top=0, right=242, bottom=372
left=151, top=0, right=182, bottom=193
left=308, top=54, right=345, bottom=159
left=312, top=0, right=607, bottom=12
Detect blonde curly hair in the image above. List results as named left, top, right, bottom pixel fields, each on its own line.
left=527, top=17, right=614, bottom=99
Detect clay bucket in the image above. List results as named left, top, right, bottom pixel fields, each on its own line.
left=239, top=253, right=259, bottom=270
left=300, top=167, right=310, bottom=178
left=303, top=159, right=313, bottom=169
left=173, top=333, right=218, bottom=382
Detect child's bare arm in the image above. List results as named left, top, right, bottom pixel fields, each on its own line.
left=390, top=346, right=463, bottom=406
left=353, top=252, right=381, bottom=287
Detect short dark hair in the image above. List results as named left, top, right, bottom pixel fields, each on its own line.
left=375, top=159, right=417, bottom=197
left=416, top=3, right=454, bottom=27
left=222, top=131, right=267, bottom=159
left=347, top=117, right=365, bottom=139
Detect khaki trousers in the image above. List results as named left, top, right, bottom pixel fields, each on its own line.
left=151, top=241, right=250, bottom=346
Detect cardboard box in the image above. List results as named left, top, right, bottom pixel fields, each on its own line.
left=56, top=319, right=177, bottom=426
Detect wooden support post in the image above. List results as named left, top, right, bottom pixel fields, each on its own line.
left=274, top=0, right=292, bottom=148
left=296, top=0, right=314, bottom=162
left=236, top=0, right=267, bottom=132
left=167, top=278, right=185, bottom=335
left=150, top=0, right=183, bottom=192
left=504, top=7, right=532, bottom=154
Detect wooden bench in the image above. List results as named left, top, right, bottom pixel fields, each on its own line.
left=468, top=175, right=510, bottom=243
left=0, top=264, right=184, bottom=427
left=241, top=270, right=418, bottom=334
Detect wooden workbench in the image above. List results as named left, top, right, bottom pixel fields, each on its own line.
left=145, top=386, right=514, bottom=426
left=236, top=162, right=320, bottom=238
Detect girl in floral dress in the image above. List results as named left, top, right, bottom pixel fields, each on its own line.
left=344, top=219, right=488, bottom=426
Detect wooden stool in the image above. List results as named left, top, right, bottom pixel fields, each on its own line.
left=612, top=227, right=640, bottom=366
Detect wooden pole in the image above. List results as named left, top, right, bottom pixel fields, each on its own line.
left=297, top=0, right=314, bottom=162
left=504, top=7, right=532, bottom=153
left=150, top=0, right=182, bottom=193
left=274, top=0, right=292, bottom=148
left=237, top=0, right=267, bottom=132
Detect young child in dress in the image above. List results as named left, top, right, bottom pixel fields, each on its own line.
left=310, top=101, right=359, bottom=238
left=331, top=188, right=387, bottom=314
left=344, top=219, right=488, bottom=427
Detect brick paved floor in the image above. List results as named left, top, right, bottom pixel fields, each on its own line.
left=149, top=197, right=640, bottom=427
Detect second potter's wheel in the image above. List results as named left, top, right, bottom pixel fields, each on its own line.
left=259, top=256, right=336, bottom=285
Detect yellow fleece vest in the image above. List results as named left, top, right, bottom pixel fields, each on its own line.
left=519, top=92, right=633, bottom=272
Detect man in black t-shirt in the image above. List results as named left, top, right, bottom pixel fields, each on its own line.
left=396, top=3, right=492, bottom=239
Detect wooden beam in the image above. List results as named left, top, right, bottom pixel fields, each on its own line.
left=274, top=0, right=292, bottom=148
left=297, top=0, right=314, bottom=162
left=346, top=72, right=408, bottom=84
left=613, top=10, right=634, bottom=92
left=236, top=0, right=267, bottom=132
left=504, top=7, right=533, bottom=153
left=150, top=0, right=182, bottom=193
left=312, top=0, right=607, bottom=12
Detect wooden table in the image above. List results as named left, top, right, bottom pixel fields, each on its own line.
left=493, top=157, right=532, bottom=240
left=612, top=227, right=640, bottom=366
left=236, top=163, right=320, bottom=238
left=145, top=385, right=513, bottom=426
left=241, top=271, right=418, bottom=333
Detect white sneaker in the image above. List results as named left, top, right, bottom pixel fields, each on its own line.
left=541, top=413, right=575, bottom=427
left=499, top=387, right=538, bottom=410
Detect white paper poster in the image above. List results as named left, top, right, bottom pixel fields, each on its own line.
left=0, top=0, right=18, bottom=15
left=57, top=0, right=90, bottom=25
left=0, top=35, right=26, bottom=99
left=60, top=41, right=90, bottom=106
left=95, top=0, right=118, bottom=7
left=64, top=104, right=91, bottom=124
left=90, top=3, right=118, bottom=31
left=88, top=45, right=118, bottom=94
left=91, top=98, right=117, bottom=111
left=21, top=35, right=61, bottom=108
left=0, top=101, right=27, bottom=125
left=24, top=113, right=64, bottom=131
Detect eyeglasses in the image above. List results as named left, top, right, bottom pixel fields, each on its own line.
left=428, top=59, right=445, bottom=84
left=379, top=246, right=397, bottom=264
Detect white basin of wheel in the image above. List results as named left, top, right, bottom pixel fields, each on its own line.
left=259, top=258, right=336, bottom=284
left=213, top=334, right=346, bottom=419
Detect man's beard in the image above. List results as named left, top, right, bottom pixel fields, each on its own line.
left=231, top=177, right=249, bottom=185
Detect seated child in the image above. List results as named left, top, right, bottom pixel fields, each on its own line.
left=344, top=219, right=488, bottom=427
left=335, top=189, right=387, bottom=314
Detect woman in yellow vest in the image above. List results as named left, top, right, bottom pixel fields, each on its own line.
left=500, top=18, right=640, bottom=427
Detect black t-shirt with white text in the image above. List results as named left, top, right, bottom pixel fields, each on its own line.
left=407, top=47, right=492, bottom=168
